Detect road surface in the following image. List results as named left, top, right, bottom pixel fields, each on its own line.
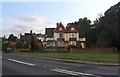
left=2, top=53, right=119, bottom=77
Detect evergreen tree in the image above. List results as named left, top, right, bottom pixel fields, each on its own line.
left=30, top=33, right=37, bottom=51
left=16, top=39, right=22, bottom=48
left=8, top=34, right=17, bottom=42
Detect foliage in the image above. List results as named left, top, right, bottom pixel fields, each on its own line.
left=30, top=34, right=37, bottom=51
left=65, top=44, right=76, bottom=50
left=22, top=41, right=29, bottom=49
left=66, top=2, right=120, bottom=49
left=18, top=52, right=118, bottom=62
left=2, top=41, right=9, bottom=51
left=94, top=2, right=120, bottom=50
left=8, top=34, right=17, bottom=42
left=16, top=39, right=23, bottom=48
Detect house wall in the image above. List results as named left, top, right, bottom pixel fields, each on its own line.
left=76, top=33, right=79, bottom=41
left=54, top=32, right=85, bottom=48
left=36, top=42, right=43, bottom=48
left=47, top=23, right=86, bottom=48
left=79, top=38, right=86, bottom=41
left=80, top=42, right=85, bottom=48
left=54, top=33, right=85, bottom=48
left=66, top=33, right=79, bottom=41
left=54, top=33, right=59, bottom=41
left=65, top=33, right=69, bottom=41
left=46, top=38, right=54, bottom=41
left=10, top=42, right=16, bottom=47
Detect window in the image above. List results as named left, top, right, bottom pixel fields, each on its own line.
left=69, top=33, right=77, bottom=38
left=69, top=41, right=76, bottom=46
left=57, top=41, right=64, bottom=47
left=71, top=28, right=74, bottom=30
left=59, top=27, right=62, bottom=30
left=59, top=33, right=64, bottom=38
left=47, top=41, right=55, bottom=47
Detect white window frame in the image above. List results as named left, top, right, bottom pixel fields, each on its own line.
left=69, top=33, right=77, bottom=38
left=57, top=41, right=64, bottom=47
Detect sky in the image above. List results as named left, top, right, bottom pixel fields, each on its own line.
left=0, top=0, right=120, bottom=38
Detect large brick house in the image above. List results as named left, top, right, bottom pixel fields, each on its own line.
left=45, top=22, right=86, bottom=48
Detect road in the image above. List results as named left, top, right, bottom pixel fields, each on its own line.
left=2, top=53, right=119, bottom=77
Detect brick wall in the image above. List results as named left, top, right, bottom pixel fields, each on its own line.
left=72, top=48, right=117, bottom=53
left=43, top=47, right=117, bottom=53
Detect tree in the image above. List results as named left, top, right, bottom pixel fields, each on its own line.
left=30, top=33, right=37, bottom=51
left=16, top=39, right=22, bottom=48
left=22, top=41, right=29, bottom=49
left=94, top=2, right=120, bottom=50
left=8, top=34, right=17, bottom=42
left=2, top=41, right=9, bottom=51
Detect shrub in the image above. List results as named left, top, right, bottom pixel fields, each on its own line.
left=65, top=44, right=76, bottom=50
left=16, top=39, right=23, bottom=48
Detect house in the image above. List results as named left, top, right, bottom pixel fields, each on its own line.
left=20, top=30, right=45, bottom=48
left=20, top=30, right=32, bottom=42
left=45, top=22, right=86, bottom=48
left=45, top=28, right=55, bottom=47
left=20, top=30, right=44, bottom=42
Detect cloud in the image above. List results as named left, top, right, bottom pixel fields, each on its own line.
left=1, top=16, right=51, bottom=37
left=1, top=16, right=70, bottom=38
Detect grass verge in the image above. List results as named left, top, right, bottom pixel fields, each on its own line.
left=16, top=52, right=118, bottom=62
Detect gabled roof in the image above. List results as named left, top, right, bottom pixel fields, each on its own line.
left=45, top=28, right=55, bottom=38
left=67, top=25, right=79, bottom=33
left=54, top=22, right=67, bottom=33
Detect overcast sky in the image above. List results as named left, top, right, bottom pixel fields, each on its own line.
left=0, top=0, right=119, bottom=38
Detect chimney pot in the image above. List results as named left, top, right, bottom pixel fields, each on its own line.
left=56, top=23, right=59, bottom=27
left=30, top=30, right=32, bottom=34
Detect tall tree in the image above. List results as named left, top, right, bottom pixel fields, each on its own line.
left=8, top=34, right=17, bottom=42
left=30, top=33, right=37, bottom=51
left=94, top=2, right=120, bottom=50
left=16, top=39, right=22, bottom=48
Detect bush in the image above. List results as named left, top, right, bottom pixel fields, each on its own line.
left=22, top=42, right=29, bottom=49
left=16, top=39, right=23, bottom=48
left=2, top=41, right=9, bottom=51
left=65, top=44, right=76, bottom=50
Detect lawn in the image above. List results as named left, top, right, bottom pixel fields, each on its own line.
left=17, top=52, right=118, bottom=62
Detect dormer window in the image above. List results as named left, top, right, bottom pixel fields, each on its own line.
left=59, top=27, right=62, bottom=31
left=71, top=28, right=74, bottom=30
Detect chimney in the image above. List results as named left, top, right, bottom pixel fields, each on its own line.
left=56, top=22, right=59, bottom=28
left=20, top=33, right=22, bottom=36
left=30, top=30, right=32, bottom=34
left=60, top=22, right=63, bottom=26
